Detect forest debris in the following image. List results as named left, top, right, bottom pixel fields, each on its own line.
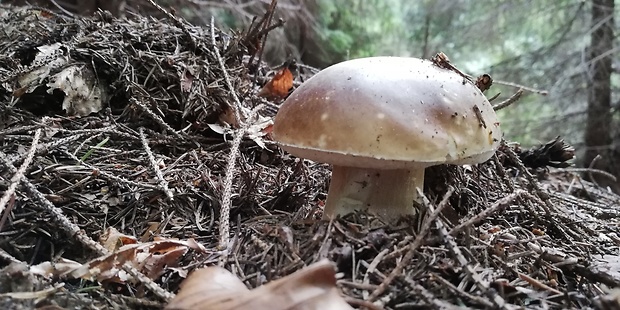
left=258, top=61, right=295, bottom=101
left=475, top=74, right=493, bottom=92
left=1, top=4, right=620, bottom=310
left=46, top=64, right=107, bottom=116
left=430, top=52, right=472, bottom=82
left=590, top=255, right=620, bottom=283
left=30, top=259, right=83, bottom=278
left=13, top=43, right=67, bottom=92
left=165, top=259, right=353, bottom=310
left=492, top=88, right=524, bottom=110
left=518, top=272, right=563, bottom=295
left=100, top=227, right=138, bottom=252
left=507, top=136, right=575, bottom=169
left=0, top=283, right=64, bottom=300
left=9, top=42, right=107, bottom=116
left=34, top=231, right=210, bottom=283
left=596, top=289, right=620, bottom=310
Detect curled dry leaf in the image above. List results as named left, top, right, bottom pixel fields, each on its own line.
left=30, top=258, right=83, bottom=278
left=46, top=64, right=108, bottom=116
left=30, top=230, right=208, bottom=284
left=211, top=114, right=273, bottom=149
left=100, top=227, right=138, bottom=252
left=258, top=66, right=294, bottom=101
left=15, top=43, right=68, bottom=94
left=13, top=42, right=108, bottom=117
left=166, top=259, right=353, bottom=310
left=166, top=265, right=250, bottom=310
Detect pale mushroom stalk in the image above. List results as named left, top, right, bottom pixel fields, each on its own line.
left=324, top=166, right=425, bottom=220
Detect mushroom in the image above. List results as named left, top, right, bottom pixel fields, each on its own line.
left=272, top=56, right=501, bottom=221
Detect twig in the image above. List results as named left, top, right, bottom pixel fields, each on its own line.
left=492, top=154, right=515, bottom=192
left=344, top=297, right=384, bottom=310
left=587, top=154, right=603, bottom=187
left=8, top=133, right=86, bottom=166
left=368, top=187, right=455, bottom=301
left=431, top=273, right=495, bottom=308
left=0, top=247, right=21, bottom=264
left=0, top=153, right=175, bottom=301
left=518, top=272, right=563, bottom=295
left=401, top=277, right=470, bottom=310
left=139, top=127, right=174, bottom=201
left=217, top=105, right=264, bottom=265
left=48, top=0, right=75, bottom=17
left=554, top=167, right=617, bottom=182
left=433, top=195, right=508, bottom=309
left=145, top=0, right=196, bottom=50
left=362, top=248, right=388, bottom=300
left=131, top=98, right=183, bottom=140
left=60, top=151, right=161, bottom=191
left=449, top=190, right=527, bottom=236
left=501, top=141, right=555, bottom=214
left=211, top=16, right=248, bottom=126
left=0, top=128, right=41, bottom=217
left=0, top=124, right=43, bottom=136
left=493, top=88, right=524, bottom=111
left=493, top=79, right=548, bottom=95
left=252, top=0, right=280, bottom=85
left=0, top=283, right=65, bottom=299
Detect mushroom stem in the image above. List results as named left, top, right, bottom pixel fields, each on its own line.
left=322, top=165, right=425, bottom=221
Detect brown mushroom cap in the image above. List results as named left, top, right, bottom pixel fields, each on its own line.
left=272, top=56, right=502, bottom=169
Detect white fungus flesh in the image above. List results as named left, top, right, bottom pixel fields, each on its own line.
left=272, top=56, right=502, bottom=222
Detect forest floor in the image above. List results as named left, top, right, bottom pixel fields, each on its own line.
left=1, top=4, right=620, bottom=310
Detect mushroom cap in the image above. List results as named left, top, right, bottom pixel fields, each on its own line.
left=272, top=56, right=502, bottom=170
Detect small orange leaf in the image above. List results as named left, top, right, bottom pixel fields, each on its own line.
left=258, top=67, right=293, bottom=101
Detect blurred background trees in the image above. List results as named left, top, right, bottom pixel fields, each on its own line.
left=3, top=0, right=618, bottom=189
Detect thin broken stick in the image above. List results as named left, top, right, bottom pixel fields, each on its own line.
left=368, top=186, right=455, bottom=301
left=449, top=190, right=528, bottom=236
left=211, top=16, right=248, bottom=125
left=0, top=128, right=41, bottom=218
left=217, top=105, right=264, bottom=266
left=493, top=88, right=524, bottom=111
left=139, top=127, right=174, bottom=201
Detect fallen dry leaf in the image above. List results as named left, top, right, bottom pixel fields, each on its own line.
left=258, top=66, right=294, bottom=101
left=32, top=237, right=210, bottom=284
left=100, top=227, right=138, bottom=252
left=47, top=64, right=108, bottom=116
left=30, top=258, right=83, bottom=278
left=166, top=265, right=250, bottom=310
left=166, top=259, right=353, bottom=310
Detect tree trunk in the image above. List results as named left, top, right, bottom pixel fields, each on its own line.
left=584, top=0, right=617, bottom=191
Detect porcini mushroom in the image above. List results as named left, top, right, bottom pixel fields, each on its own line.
left=272, top=56, right=501, bottom=221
